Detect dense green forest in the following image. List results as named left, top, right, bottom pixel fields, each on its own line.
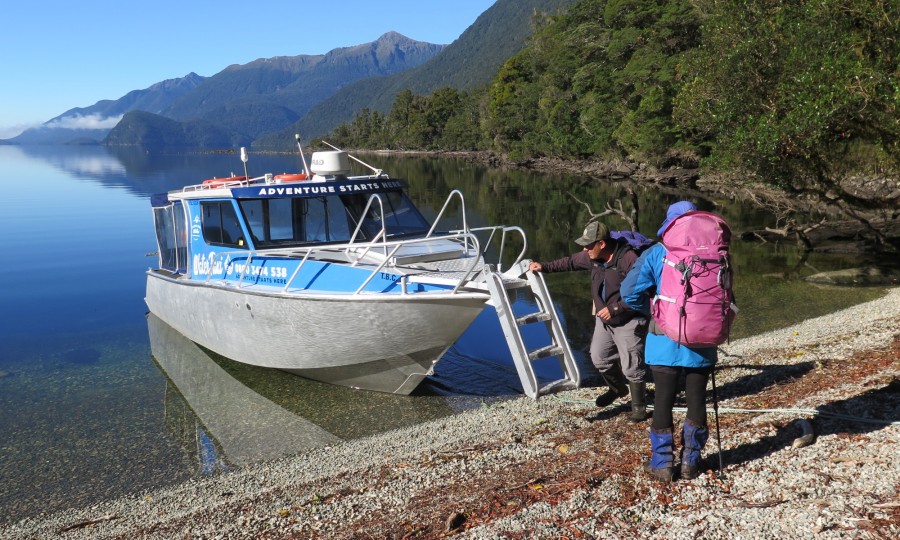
left=326, top=0, right=898, bottom=211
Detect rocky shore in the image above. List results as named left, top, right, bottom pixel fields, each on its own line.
left=4, top=288, right=899, bottom=540
left=388, top=149, right=900, bottom=256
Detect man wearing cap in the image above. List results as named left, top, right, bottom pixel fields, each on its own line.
left=528, top=220, right=649, bottom=422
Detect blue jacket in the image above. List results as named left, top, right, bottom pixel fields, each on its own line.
left=620, top=243, right=717, bottom=368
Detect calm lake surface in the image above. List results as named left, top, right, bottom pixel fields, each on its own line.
left=0, top=144, right=885, bottom=523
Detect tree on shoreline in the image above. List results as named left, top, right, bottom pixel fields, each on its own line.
left=675, top=0, right=898, bottom=245
left=325, top=0, right=898, bottom=237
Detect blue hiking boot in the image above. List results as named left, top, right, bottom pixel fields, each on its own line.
left=643, top=427, right=675, bottom=482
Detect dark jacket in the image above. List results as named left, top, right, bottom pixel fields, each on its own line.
left=540, top=239, right=645, bottom=326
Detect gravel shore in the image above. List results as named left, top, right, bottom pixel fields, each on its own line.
left=4, top=288, right=899, bottom=540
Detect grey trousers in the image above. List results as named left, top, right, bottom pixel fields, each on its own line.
left=589, top=316, right=648, bottom=383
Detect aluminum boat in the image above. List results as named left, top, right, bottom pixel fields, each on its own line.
left=146, top=144, right=580, bottom=396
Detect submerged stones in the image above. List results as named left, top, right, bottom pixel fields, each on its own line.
left=803, top=267, right=900, bottom=286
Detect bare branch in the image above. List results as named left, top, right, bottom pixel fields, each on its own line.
left=566, top=191, right=637, bottom=230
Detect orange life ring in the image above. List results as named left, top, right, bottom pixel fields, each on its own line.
left=274, top=173, right=308, bottom=183
left=202, top=176, right=246, bottom=187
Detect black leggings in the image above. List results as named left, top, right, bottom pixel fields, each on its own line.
left=650, top=365, right=713, bottom=430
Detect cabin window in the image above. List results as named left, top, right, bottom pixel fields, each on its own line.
left=152, top=202, right=189, bottom=272
left=344, top=191, right=430, bottom=238
left=236, top=191, right=429, bottom=248
left=201, top=201, right=246, bottom=248
left=238, top=196, right=354, bottom=247
left=268, top=198, right=295, bottom=241
left=379, top=191, right=429, bottom=234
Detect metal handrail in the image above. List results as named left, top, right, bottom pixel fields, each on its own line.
left=197, top=230, right=488, bottom=295
left=426, top=190, right=470, bottom=251
left=345, top=193, right=387, bottom=265
left=462, top=225, right=528, bottom=275
left=192, top=189, right=528, bottom=295
left=352, top=231, right=486, bottom=295
left=181, top=175, right=264, bottom=192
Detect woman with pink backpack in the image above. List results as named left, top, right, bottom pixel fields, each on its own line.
left=621, top=201, right=736, bottom=482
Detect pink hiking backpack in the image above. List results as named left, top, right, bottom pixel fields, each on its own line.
left=652, top=211, right=736, bottom=347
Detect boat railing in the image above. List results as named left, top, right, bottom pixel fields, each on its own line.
left=427, top=190, right=480, bottom=256
left=426, top=189, right=527, bottom=272
left=344, top=193, right=388, bottom=264
left=463, top=225, right=528, bottom=274
left=180, top=175, right=261, bottom=192
left=341, top=189, right=526, bottom=276
left=197, top=187, right=526, bottom=294
left=340, top=190, right=487, bottom=267
left=200, top=224, right=525, bottom=296
left=349, top=231, right=484, bottom=294
left=426, top=189, right=469, bottom=240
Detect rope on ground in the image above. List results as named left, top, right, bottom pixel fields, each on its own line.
left=551, top=394, right=900, bottom=426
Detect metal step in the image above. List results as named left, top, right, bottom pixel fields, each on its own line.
left=483, top=260, right=581, bottom=399
left=515, top=311, right=552, bottom=325
left=528, top=344, right=563, bottom=361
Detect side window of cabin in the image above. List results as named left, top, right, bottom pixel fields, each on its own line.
left=303, top=196, right=352, bottom=242
left=152, top=201, right=189, bottom=272
left=237, top=198, right=295, bottom=245
left=173, top=202, right=188, bottom=270
left=201, top=201, right=245, bottom=247
left=298, top=197, right=354, bottom=243
left=153, top=204, right=177, bottom=270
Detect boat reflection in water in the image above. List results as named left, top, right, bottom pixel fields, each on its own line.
left=148, top=313, right=472, bottom=472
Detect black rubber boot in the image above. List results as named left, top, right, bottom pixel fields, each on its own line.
left=595, top=368, right=629, bottom=407
left=628, top=382, right=648, bottom=423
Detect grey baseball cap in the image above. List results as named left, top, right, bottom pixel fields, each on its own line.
left=574, top=221, right=610, bottom=246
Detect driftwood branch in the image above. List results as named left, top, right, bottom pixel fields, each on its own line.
left=742, top=183, right=829, bottom=252
left=791, top=419, right=815, bottom=449
left=59, top=514, right=119, bottom=533
left=567, top=190, right=639, bottom=231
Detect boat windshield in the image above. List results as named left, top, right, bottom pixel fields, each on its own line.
left=238, top=190, right=431, bottom=248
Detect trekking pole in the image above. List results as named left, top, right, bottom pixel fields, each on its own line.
left=711, top=368, right=725, bottom=477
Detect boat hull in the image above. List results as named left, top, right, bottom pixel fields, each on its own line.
left=145, top=272, right=489, bottom=394
left=148, top=313, right=343, bottom=465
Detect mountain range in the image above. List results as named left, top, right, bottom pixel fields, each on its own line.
left=5, top=0, right=577, bottom=149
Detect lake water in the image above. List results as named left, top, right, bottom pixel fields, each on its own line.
left=0, top=144, right=885, bottom=524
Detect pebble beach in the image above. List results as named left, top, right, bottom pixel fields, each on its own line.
left=3, top=288, right=899, bottom=539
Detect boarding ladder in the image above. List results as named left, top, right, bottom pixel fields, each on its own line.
left=483, top=260, right=581, bottom=399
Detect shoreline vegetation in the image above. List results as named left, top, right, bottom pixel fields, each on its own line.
left=236, top=146, right=900, bottom=262
left=311, top=0, right=898, bottom=264
left=3, top=288, right=898, bottom=539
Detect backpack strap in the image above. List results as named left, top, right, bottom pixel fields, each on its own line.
left=608, top=239, right=634, bottom=273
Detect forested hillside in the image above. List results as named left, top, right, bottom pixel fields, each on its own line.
left=328, top=0, right=898, bottom=218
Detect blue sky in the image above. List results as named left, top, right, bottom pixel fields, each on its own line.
left=0, top=0, right=496, bottom=139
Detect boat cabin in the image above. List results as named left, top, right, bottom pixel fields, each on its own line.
left=150, top=151, right=433, bottom=278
